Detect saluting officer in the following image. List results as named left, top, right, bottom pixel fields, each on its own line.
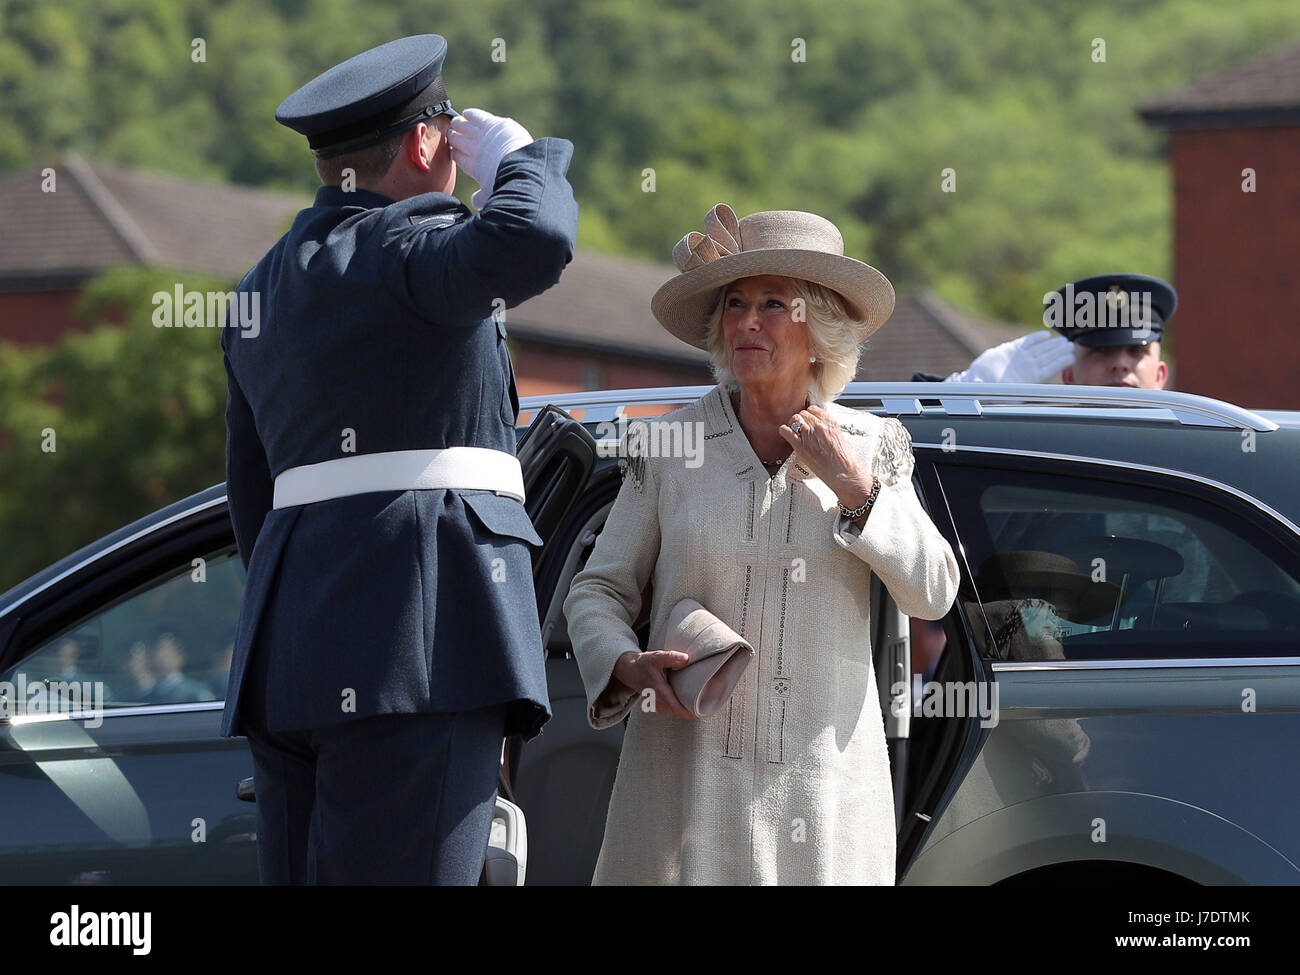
left=914, top=273, right=1177, bottom=390
left=219, top=34, right=578, bottom=884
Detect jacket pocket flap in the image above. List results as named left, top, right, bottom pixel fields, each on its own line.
left=462, top=491, right=544, bottom=547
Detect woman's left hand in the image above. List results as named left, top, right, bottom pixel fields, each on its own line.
left=779, top=404, right=875, bottom=510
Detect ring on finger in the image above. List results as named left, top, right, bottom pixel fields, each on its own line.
left=790, top=417, right=806, bottom=434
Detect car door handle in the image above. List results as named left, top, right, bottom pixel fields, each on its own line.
left=236, top=776, right=255, bottom=803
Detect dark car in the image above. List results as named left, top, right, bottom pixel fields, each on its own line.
left=1, top=382, right=1297, bottom=884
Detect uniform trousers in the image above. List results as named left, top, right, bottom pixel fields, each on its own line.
left=241, top=638, right=506, bottom=884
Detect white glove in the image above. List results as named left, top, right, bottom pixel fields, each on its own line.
left=946, top=331, right=1074, bottom=383
left=447, top=108, right=534, bottom=210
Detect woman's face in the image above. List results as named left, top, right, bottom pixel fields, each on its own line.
left=720, top=275, right=811, bottom=395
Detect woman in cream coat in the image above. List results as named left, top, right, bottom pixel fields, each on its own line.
left=563, top=203, right=960, bottom=885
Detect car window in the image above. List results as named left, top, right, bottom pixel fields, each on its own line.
left=938, top=464, right=1300, bottom=661
left=0, top=548, right=245, bottom=715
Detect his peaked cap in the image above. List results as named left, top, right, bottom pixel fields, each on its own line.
left=276, top=34, right=453, bottom=158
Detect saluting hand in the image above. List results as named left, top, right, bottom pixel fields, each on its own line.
left=952, top=330, right=1074, bottom=384
left=779, top=404, right=875, bottom=513
left=447, top=108, right=534, bottom=210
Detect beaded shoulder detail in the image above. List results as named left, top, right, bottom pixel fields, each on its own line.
left=872, top=416, right=915, bottom=487
left=614, top=397, right=701, bottom=493
left=618, top=451, right=647, bottom=492
left=826, top=402, right=875, bottom=440
left=834, top=420, right=874, bottom=437
left=616, top=419, right=652, bottom=493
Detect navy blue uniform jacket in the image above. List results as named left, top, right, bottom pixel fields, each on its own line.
left=220, top=138, right=578, bottom=742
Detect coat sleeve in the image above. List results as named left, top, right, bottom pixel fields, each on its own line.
left=563, top=422, right=662, bottom=730
left=832, top=418, right=959, bottom=620
left=397, top=137, right=579, bottom=326
left=223, top=342, right=274, bottom=571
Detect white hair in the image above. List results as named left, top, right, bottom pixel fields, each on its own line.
left=703, top=276, right=866, bottom=403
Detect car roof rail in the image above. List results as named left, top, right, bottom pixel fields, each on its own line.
left=837, top=383, right=1280, bottom=431
left=519, top=382, right=1278, bottom=432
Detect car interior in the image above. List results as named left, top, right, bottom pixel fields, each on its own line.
left=940, top=467, right=1300, bottom=663
left=0, top=548, right=243, bottom=712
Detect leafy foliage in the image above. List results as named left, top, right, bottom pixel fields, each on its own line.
left=0, top=269, right=229, bottom=591
left=3, top=0, right=1297, bottom=320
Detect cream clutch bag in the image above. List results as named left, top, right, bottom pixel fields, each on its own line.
left=664, top=597, right=755, bottom=717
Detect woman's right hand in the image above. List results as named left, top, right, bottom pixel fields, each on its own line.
left=610, top=650, right=696, bottom=719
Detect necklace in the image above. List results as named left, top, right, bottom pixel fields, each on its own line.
left=732, top=390, right=803, bottom=468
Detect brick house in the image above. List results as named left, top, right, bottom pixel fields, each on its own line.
left=0, top=154, right=1022, bottom=394
left=1141, top=43, right=1300, bottom=408
left=0, top=154, right=305, bottom=344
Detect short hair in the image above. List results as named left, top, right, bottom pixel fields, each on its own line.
left=312, top=111, right=453, bottom=187
left=314, top=129, right=407, bottom=186
left=703, top=276, right=866, bottom=403
left=1073, top=339, right=1163, bottom=358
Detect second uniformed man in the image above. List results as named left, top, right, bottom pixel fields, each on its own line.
left=917, top=272, right=1177, bottom=390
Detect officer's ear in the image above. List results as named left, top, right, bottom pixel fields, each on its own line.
left=1061, top=365, right=1074, bottom=384
left=405, top=123, right=434, bottom=173
left=400, top=122, right=447, bottom=174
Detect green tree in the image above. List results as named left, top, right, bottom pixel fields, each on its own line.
left=0, top=267, right=230, bottom=592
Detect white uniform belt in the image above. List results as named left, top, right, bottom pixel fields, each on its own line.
left=272, top=447, right=525, bottom=509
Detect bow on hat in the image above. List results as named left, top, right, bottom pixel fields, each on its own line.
left=672, top=203, right=742, bottom=271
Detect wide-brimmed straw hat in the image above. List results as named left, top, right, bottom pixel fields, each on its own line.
left=973, top=551, right=1126, bottom=624
left=650, top=202, right=895, bottom=350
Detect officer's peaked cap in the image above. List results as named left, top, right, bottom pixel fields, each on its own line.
left=276, top=35, right=452, bottom=159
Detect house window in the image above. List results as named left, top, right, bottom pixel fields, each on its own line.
left=581, top=363, right=606, bottom=391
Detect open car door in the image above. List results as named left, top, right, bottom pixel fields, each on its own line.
left=516, top=405, right=600, bottom=579
left=489, top=404, right=598, bottom=883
